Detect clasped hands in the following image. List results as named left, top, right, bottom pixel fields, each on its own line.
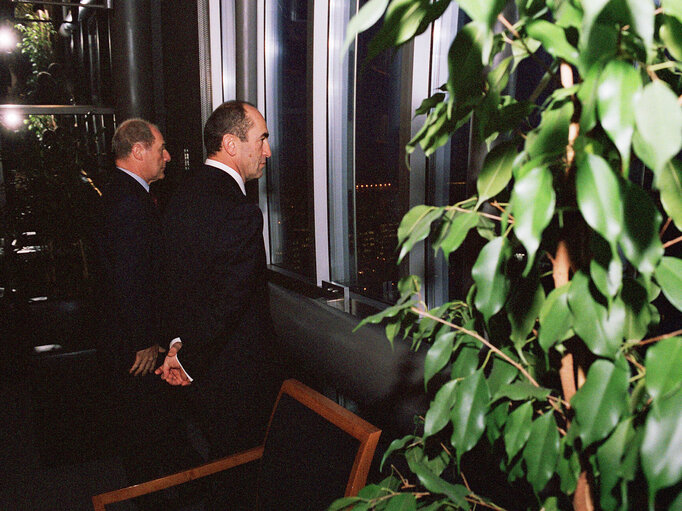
left=129, top=343, right=165, bottom=376
left=129, top=343, right=191, bottom=386
left=155, top=342, right=191, bottom=386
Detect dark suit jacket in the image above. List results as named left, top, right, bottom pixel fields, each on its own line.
left=92, top=168, right=163, bottom=374
left=161, top=163, right=275, bottom=379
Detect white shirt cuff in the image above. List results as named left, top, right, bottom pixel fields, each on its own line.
left=169, top=337, right=193, bottom=382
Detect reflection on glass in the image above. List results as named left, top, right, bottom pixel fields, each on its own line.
left=351, top=3, right=405, bottom=303
left=0, top=3, right=111, bottom=106
left=264, top=0, right=316, bottom=279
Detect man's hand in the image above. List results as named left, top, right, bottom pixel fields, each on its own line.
left=155, top=343, right=191, bottom=386
left=129, top=344, right=160, bottom=376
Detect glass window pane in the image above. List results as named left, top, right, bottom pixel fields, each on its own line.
left=1, top=3, right=111, bottom=106
left=329, top=0, right=408, bottom=304
left=264, top=0, right=316, bottom=279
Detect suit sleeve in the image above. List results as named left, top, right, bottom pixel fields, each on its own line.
left=166, top=202, right=265, bottom=376
left=101, top=196, right=163, bottom=353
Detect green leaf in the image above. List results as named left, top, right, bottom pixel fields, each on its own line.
left=485, top=401, right=507, bottom=445
left=450, top=370, right=490, bottom=462
left=409, top=459, right=471, bottom=509
left=641, top=388, right=682, bottom=496
left=397, top=205, right=443, bottom=263
left=511, top=165, right=556, bottom=274
left=568, top=271, right=625, bottom=358
left=646, top=337, right=682, bottom=401
left=476, top=141, right=517, bottom=206
left=633, top=81, right=682, bottom=174
left=655, top=257, right=682, bottom=311
left=590, top=234, right=623, bottom=300
left=511, top=37, right=541, bottom=70
left=522, top=412, right=560, bottom=494
left=571, top=358, right=630, bottom=447
left=424, top=380, right=458, bottom=438
left=526, top=101, right=573, bottom=160
left=342, top=0, right=389, bottom=53
left=656, top=159, right=682, bottom=231
left=557, top=436, right=580, bottom=495
left=328, top=496, right=364, bottom=511
left=660, top=14, right=682, bottom=61
left=494, top=381, right=551, bottom=402
left=554, top=0, right=582, bottom=28
left=623, top=0, right=655, bottom=49
left=367, top=0, right=452, bottom=60
left=450, top=343, right=480, bottom=380
left=472, top=237, right=510, bottom=322
left=620, top=180, right=664, bottom=276
left=579, top=22, right=619, bottom=75
left=577, top=62, right=604, bottom=132
left=664, top=0, right=682, bottom=21
left=385, top=493, right=417, bottom=510
left=503, top=401, right=533, bottom=460
left=447, top=22, right=490, bottom=107
left=597, top=59, right=642, bottom=168
left=581, top=0, right=612, bottom=52
left=576, top=154, right=623, bottom=243
left=456, top=0, right=506, bottom=29
left=398, top=205, right=434, bottom=245
left=538, top=283, right=573, bottom=351
left=354, top=298, right=417, bottom=331
left=487, top=356, right=518, bottom=397
left=415, top=92, right=446, bottom=116
left=596, top=419, right=634, bottom=511
left=621, top=278, right=655, bottom=341
left=434, top=210, right=479, bottom=259
left=424, top=331, right=455, bottom=387
left=525, top=20, right=579, bottom=65
left=380, top=435, right=419, bottom=471
left=507, top=276, right=545, bottom=346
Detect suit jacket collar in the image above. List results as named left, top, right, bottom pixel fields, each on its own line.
left=200, top=163, right=247, bottom=199
left=116, top=166, right=150, bottom=192
left=204, top=159, right=246, bottom=196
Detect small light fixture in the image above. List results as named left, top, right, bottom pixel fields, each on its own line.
left=0, top=26, right=17, bottom=52
left=2, top=111, right=24, bottom=130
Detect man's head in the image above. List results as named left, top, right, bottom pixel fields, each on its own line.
left=112, top=118, right=170, bottom=184
left=204, top=100, right=271, bottom=182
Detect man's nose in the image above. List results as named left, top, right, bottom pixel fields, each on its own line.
left=164, top=149, right=171, bottom=162
left=263, top=140, right=271, bottom=158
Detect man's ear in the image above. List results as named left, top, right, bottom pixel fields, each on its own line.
left=223, top=134, right=237, bottom=156
left=131, top=142, right=145, bottom=161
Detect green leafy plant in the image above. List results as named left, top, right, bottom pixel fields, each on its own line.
left=15, top=5, right=56, bottom=80
left=335, top=1, right=682, bottom=510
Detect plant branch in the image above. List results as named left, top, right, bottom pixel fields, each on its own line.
left=661, top=217, right=672, bottom=238
left=410, top=307, right=541, bottom=387
left=663, top=235, right=682, bottom=249
left=639, top=329, right=682, bottom=346
left=626, top=353, right=645, bottom=372
left=451, top=205, right=508, bottom=223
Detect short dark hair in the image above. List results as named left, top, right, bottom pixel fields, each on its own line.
left=112, top=118, right=156, bottom=160
left=203, top=100, right=255, bottom=156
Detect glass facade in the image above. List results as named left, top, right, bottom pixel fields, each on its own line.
left=264, top=0, right=316, bottom=280
left=227, top=1, right=488, bottom=308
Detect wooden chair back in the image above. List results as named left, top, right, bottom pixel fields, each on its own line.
left=92, top=378, right=381, bottom=510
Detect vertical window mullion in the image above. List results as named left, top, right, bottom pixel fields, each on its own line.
left=312, top=0, right=330, bottom=286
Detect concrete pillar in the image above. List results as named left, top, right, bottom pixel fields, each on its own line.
left=110, top=0, right=154, bottom=121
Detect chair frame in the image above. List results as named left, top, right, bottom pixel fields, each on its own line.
left=92, top=378, right=381, bottom=510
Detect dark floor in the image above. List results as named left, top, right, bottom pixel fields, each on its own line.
left=0, top=346, right=135, bottom=511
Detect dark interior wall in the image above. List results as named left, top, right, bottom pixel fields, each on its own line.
left=155, top=0, right=205, bottom=202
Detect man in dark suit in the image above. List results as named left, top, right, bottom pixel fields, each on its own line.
left=92, top=119, right=180, bottom=498
left=157, top=101, right=282, bottom=460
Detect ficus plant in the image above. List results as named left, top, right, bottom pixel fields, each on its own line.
left=332, top=0, right=682, bottom=510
